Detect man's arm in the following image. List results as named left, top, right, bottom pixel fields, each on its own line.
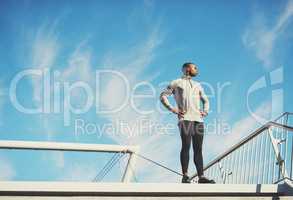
left=160, top=81, right=184, bottom=117
left=160, top=82, right=175, bottom=112
left=199, top=84, right=210, bottom=116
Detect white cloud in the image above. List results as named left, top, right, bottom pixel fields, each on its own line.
left=61, top=40, right=93, bottom=83
left=25, top=16, right=177, bottom=182
left=31, top=24, right=59, bottom=69
left=99, top=25, right=163, bottom=145
left=27, top=21, right=94, bottom=137
left=0, top=156, right=16, bottom=180
left=30, top=22, right=59, bottom=103
left=97, top=24, right=183, bottom=182
left=242, top=0, right=293, bottom=68
left=58, top=40, right=94, bottom=109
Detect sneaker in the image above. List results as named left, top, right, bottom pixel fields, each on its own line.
left=198, top=176, right=216, bottom=184
left=181, top=175, right=191, bottom=183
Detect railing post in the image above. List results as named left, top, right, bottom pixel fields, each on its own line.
left=268, top=127, right=288, bottom=181
left=217, top=161, right=232, bottom=184
left=217, top=161, right=224, bottom=183
left=122, top=147, right=140, bottom=183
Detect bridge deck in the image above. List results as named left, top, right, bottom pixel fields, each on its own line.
left=0, top=181, right=292, bottom=198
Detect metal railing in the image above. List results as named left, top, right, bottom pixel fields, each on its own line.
left=1, top=113, right=292, bottom=185
left=190, top=112, right=293, bottom=184
left=0, top=140, right=140, bottom=183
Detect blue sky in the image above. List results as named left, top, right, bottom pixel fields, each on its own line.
left=0, top=0, right=292, bottom=182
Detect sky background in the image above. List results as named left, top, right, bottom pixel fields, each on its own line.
left=0, top=0, right=292, bottom=182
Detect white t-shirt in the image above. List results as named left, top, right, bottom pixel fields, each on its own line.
left=160, top=75, right=209, bottom=122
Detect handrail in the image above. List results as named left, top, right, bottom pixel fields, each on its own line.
left=190, top=112, right=293, bottom=180
left=0, top=140, right=139, bottom=153
left=0, top=140, right=140, bottom=183
left=273, top=112, right=289, bottom=122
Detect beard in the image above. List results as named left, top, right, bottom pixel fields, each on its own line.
left=189, top=71, right=198, bottom=77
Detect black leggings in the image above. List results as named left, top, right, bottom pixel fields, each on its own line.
left=178, top=120, right=204, bottom=176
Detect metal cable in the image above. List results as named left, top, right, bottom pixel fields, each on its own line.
left=93, top=153, right=118, bottom=182
left=98, top=153, right=125, bottom=181
left=133, top=152, right=183, bottom=177
left=93, top=152, right=125, bottom=182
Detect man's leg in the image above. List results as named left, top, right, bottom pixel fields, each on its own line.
left=192, top=122, right=216, bottom=183
left=192, top=122, right=204, bottom=177
left=179, top=121, right=192, bottom=175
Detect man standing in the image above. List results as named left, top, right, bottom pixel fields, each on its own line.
left=160, top=62, right=215, bottom=184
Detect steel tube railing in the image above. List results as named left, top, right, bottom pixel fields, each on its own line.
left=0, top=140, right=139, bottom=183
left=190, top=112, right=293, bottom=184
